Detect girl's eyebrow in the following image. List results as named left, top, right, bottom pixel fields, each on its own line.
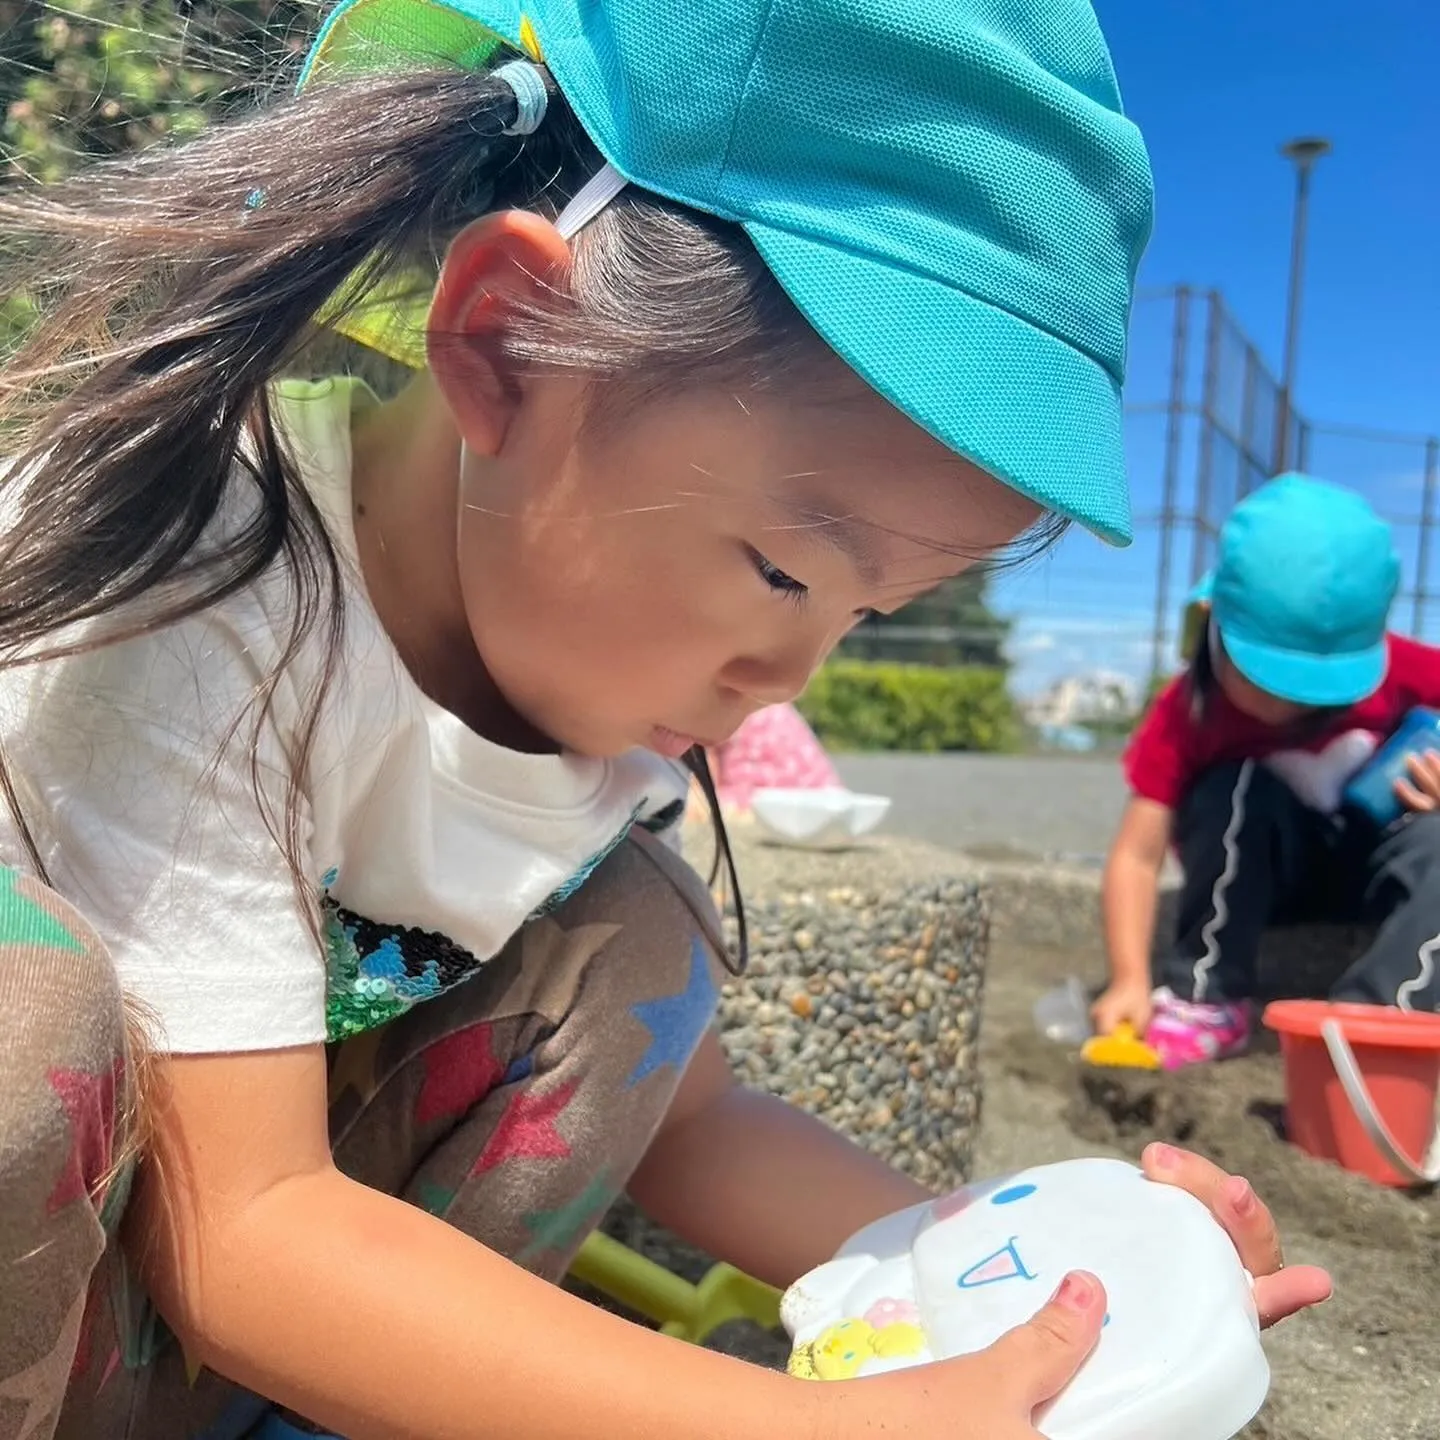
left=766, top=495, right=884, bottom=584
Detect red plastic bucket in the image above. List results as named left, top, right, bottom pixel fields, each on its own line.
left=1262, top=1000, right=1440, bottom=1188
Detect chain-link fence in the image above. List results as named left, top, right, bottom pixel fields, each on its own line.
left=1301, top=422, right=1440, bottom=640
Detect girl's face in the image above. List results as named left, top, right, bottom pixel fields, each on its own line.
left=455, top=373, right=1041, bottom=758
left=1213, top=641, right=1310, bottom=727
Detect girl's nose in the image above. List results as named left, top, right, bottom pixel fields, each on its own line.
left=720, top=639, right=827, bottom=709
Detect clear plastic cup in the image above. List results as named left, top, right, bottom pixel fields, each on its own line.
left=1033, top=977, right=1093, bottom=1045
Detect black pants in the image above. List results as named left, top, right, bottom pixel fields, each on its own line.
left=1159, top=760, right=1440, bottom=1011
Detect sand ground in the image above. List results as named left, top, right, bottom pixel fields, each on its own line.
left=976, top=938, right=1438, bottom=1440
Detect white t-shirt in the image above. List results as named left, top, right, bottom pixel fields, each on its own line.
left=0, top=378, right=689, bottom=1053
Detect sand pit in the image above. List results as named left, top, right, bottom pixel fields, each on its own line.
left=982, top=941, right=1438, bottom=1440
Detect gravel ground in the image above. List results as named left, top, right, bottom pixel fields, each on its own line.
left=716, top=863, right=988, bottom=1192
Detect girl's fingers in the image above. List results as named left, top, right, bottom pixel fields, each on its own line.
left=1142, top=1145, right=1282, bottom=1276
left=1402, top=749, right=1440, bottom=798
left=1394, top=777, right=1436, bottom=812
left=1141, top=1145, right=1333, bottom=1329
left=1417, top=750, right=1440, bottom=797
left=1252, top=1266, right=1334, bottom=1329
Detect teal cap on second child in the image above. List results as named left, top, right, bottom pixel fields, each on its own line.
left=1195, top=474, right=1402, bottom=708
left=302, top=0, right=1154, bottom=545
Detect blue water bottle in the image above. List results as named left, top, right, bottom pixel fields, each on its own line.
left=1341, top=707, right=1440, bottom=829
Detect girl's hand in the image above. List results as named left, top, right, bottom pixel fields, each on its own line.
left=1394, top=750, right=1440, bottom=812
left=834, top=1270, right=1108, bottom=1438
left=1091, top=980, right=1153, bottom=1036
left=1140, top=1142, right=1333, bottom=1327
left=813, top=1147, right=1323, bottom=1437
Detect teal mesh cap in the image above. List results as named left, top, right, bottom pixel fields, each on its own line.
left=304, top=0, right=1155, bottom=544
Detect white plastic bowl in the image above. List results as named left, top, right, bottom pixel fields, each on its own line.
left=750, top=787, right=892, bottom=851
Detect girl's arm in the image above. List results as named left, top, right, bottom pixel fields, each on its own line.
left=630, top=1033, right=1332, bottom=1337
left=627, top=1031, right=928, bottom=1286
left=1094, top=796, right=1173, bottom=1034
left=131, top=1044, right=816, bottom=1440
left=131, top=1040, right=1113, bottom=1440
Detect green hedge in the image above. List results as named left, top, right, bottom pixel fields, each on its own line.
left=797, top=661, right=1017, bottom=753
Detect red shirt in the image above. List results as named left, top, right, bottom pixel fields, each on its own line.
left=1124, top=633, right=1440, bottom=810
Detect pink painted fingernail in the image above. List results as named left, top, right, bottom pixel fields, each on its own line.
left=1054, top=1273, right=1095, bottom=1312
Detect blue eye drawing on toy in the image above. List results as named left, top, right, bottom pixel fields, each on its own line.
left=957, top=1237, right=1036, bottom=1289
left=990, top=1183, right=1038, bottom=1206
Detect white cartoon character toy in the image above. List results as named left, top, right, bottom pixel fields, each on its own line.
left=781, top=1157, right=1270, bottom=1440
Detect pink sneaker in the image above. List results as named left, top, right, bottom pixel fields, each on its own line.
left=1145, top=989, right=1252, bottom=1070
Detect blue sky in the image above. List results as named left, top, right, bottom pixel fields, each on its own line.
left=999, top=0, right=1440, bottom=695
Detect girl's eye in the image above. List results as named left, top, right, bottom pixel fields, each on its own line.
left=750, top=549, right=809, bottom=602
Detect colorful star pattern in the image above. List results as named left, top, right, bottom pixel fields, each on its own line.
left=0, top=868, right=84, bottom=951
left=469, top=1080, right=577, bottom=1176
left=626, top=936, right=718, bottom=1088
left=414, top=1022, right=504, bottom=1128
left=518, top=1171, right=616, bottom=1265
left=416, top=1181, right=456, bottom=1217
left=46, top=1059, right=122, bottom=1216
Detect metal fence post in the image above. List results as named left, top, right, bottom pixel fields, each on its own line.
left=1239, top=344, right=1259, bottom=499
left=1415, top=435, right=1440, bottom=636
left=1191, top=291, right=1223, bottom=586
left=1152, top=287, right=1191, bottom=682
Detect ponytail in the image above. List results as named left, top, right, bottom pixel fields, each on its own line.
left=0, top=65, right=568, bottom=662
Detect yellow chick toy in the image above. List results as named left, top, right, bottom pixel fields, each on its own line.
left=787, top=1317, right=927, bottom=1380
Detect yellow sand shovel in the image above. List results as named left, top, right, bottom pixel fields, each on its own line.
left=571, top=1230, right=783, bottom=1346
left=1081, top=1021, right=1161, bottom=1070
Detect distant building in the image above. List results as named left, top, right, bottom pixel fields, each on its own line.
left=1024, top=672, right=1139, bottom=729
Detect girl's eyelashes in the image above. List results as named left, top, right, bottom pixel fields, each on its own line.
left=749, top=547, right=809, bottom=604
left=749, top=547, right=887, bottom=624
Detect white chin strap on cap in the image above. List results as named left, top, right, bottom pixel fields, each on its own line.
left=554, top=162, right=628, bottom=240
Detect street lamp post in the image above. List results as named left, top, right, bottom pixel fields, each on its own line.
left=1274, top=136, right=1331, bottom=474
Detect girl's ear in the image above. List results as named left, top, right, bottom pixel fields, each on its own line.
left=426, top=210, right=573, bottom=457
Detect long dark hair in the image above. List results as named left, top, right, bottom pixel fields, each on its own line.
left=0, top=56, right=1056, bottom=973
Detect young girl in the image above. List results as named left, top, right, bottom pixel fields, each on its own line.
left=1095, top=473, right=1440, bottom=1067
left=0, top=1, right=1327, bottom=1436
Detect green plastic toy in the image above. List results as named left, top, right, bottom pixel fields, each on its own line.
left=570, top=1231, right=782, bottom=1346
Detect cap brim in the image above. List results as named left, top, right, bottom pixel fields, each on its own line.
left=1222, top=629, right=1388, bottom=709
left=746, top=222, right=1132, bottom=546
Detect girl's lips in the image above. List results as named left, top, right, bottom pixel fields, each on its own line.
left=648, top=726, right=701, bottom=759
